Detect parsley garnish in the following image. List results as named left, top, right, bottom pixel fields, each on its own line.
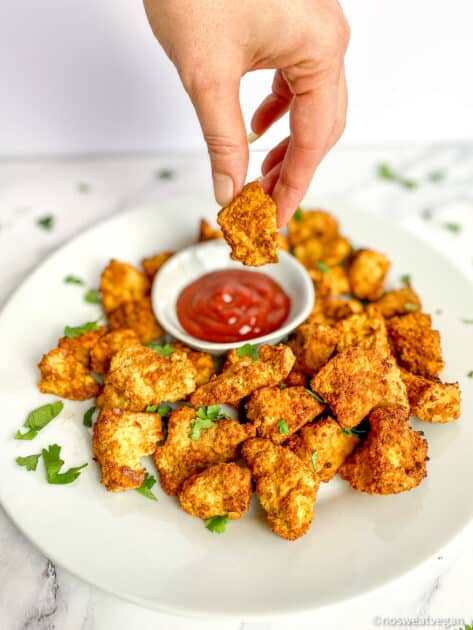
left=190, top=406, right=228, bottom=440
left=83, top=406, right=96, bottom=428
left=279, top=383, right=287, bottom=390
left=42, top=444, right=87, bottom=484
left=293, top=208, right=303, bottom=222
left=16, top=453, right=42, bottom=471
left=400, top=274, right=411, bottom=286
left=64, top=275, right=84, bottom=285
left=15, top=401, right=63, bottom=440
left=462, top=318, right=473, bottom=324
left=145, top=404, right=172, bottom=416
left=404, top=303, right=418, bottom=312
left=205, top=514, right=228, bottom=533
left=157, top=168, right=175, bottom=180
left=315, top=261, right=330, bottom=274
left=311, top=451, right=317, bottom=473
left=467, top=371, right=473, bottom=378
left=84, top=288, right=101, bottom=304
left=64, top=320, right=100, bottom=338
left=236, top=343, right=259, bottom=361
left=147, top=343, right=174, bottom=357
left=135, top=472, right=158, bottom=501
left=443, top=222, right=461, bottom=234
left=341, top=426, right=368, bottom=437
left=77, top=181, right=91, bottom=193
left=37, top=215, right=54, bottom=230
left=305, top=388, right=325, bottom=404
left=277, top=419, right=289, bottom=435
left=421, top=208, right=433, bottom=220
left=428, top=170, right=445, bottom=182
left=376, top=163, right=417, bottom=190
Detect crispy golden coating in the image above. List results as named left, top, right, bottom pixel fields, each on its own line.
left=154, top=406, right=255, bottom=495
left=108, top=297, right=164, bottom=344
left=320, top=297, right=364, bottom=322
left=288, top=416, right=360, bottom=482
left=309, top=265, right=350, bottom=297
left=339, top=405, right=428, bottom=494
left=100, top=259, right=150, bottom=315
left=171, top=343, right=216, bottom=386
left=401, top=369, right=461, bottom=423
left=217, top=181, right=278, bottom=267
left=246, top=386, right=324, bottom=444
left=348, top=249, right=390, bottom=301
left=287, top=209, right=339, bottom=247
left=90, top=328, right=141, bottom=374
left=242, top=437, right=319, bottom=541
left=375, top=286, right=422, bottom=318
left=198, top=218, right=223, bottom=242
left=276, top=232, right=290, bottom=252
left=92, top=408, right=163, bottom=492
left=322, top=235, right=352, bottom=266
left=387, top=312, right=444, bottom=378
left=310, top=346, right=408, bottom=428
left=179, top=462, right=252, bottom=520
left=38, top=347, right=99, bottom=400
left=97, top=345, right=197, bottom=411
left=336, top=305, right=390, bottom=355
left=293, top=239, right=324, bottom=269
left=190, top=344, right=295, bottom=407
left=141, top=252, right=173, bottom=281
left=284, top=368, right=308, bottom=387
left=57, top=327, right=107, bottom=366
left=288, top=322, right=339, bottom=374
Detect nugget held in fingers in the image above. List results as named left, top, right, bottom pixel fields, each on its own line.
left=179, top=463, right=252, bottom=520
left=92, top=408, right=163, bottom=492
left=242, top=438, right=319, bottom=541
left=217, top=181, right=278, bottom=267
left=38, top=347, right=100, bottom=400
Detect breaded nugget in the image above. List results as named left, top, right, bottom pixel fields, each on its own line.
left=171, top=342, right=216, bottom=386
left=100, top=259, right=150, bottom=315
left=97, top=344, right=197, bottom=411
left=284, top=368, right=307, bottom=387
left=339, top=405, right=428, bottom=494
left=90, top=328, right=141, bottom=374
left=309, top=265, right=350, bottom=297
left=190, top=344, right=295, bottom=407
left=310, top=346, right=408, bottom=428
left=92, top=408, right=163, bottom=492
left=217, top=181, right=278, bottom=267
left=141, top=252, right=173, bottom=281
left=288, top=322, right=339, bottom=374
left=246, top=386, right=324, bottom=443
left=401, top=369, right=461, bottom=423
left=38, top=347, right=99, bottom=400
left=348, top=249, right=390, bottom=301
left=179, top=462, right=252, bottom=520
left=375, top=286, right=422, bottom=318
left=293, top=239, right=324, bottom=269
left=154, top=406, right=255, bottom=495
left=287, top=209, right=339, bottom=247
left=336, top=305, right=390, bottom=355
left=276, top=232, right=290, bottom=252
left=242, top=437, right=319, bottom=541
left=287, top=416, right=360, bottom=482
left=57, top=327, right=107, bottom=366
left=387, top=312, right=444, bottom=378
left=108, top=297, right=164, bottom=344
left=320, top=296, right=364, bottom=322
left=322, top=235, right=352, bottom=266
left=198, top=218, right=223, bottom=242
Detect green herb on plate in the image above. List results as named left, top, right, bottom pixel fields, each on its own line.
left=400, top=274, right=411, bottom=286
left=147, top=343, right=174, bottom=357
left=277, top=419, right=289, bottom=435
left=205, top=514, right=228, bottom=533
left=42, top=444, right=88, bottom=484
left=64, top=320, right=100, bottom=338
left=190, top=406, right=229, bottom=440
left=83, top=406, right=96, bottom=428
left=293, top=208, right=304, bottom=222
left=37, top=215, right=54, bottom=230
left=16, top=453, right=42, bottom=471
left=64, top=275, right=84, bottom=285
left=84, top=288, right=101, bottom=304
left=305, top=388, right=325, bottom=404
left=443, top=222, right=462, bottom=234
left=404, top=303, right=419, bottom=312
left=15, top=400, right=63, bottom=440
left=315, top=261, right=330, bottom=274
left=236, top=343, right=259, bottom=361
left=135, top=472, right=158, bottom=501
left=311, top=451, right=317, bottom=473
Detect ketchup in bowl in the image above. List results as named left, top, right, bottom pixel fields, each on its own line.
left=176, top=269, right=291, bottom=343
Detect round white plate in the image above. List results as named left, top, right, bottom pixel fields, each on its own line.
left=0, top=195, right=472, bottom=619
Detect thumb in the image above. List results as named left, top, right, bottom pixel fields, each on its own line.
left=188, top=76, right=248, bottom=206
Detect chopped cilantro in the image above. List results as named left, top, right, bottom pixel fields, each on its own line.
left=83, top=406, right=96, bottom=428
left=311, top=451, right=317, bottom=473
left=77, top=181, right=91, bottom=193
left=305, top=388, right=325, bottom=404
left=15, top=400, right=63, bottom=440
left=236, top=343, right=259, bottom=361
left=205, top=514, right=228, bottom=533
left=157, top=168, right=175, bottom=180
left=462, top=318, right=473, bottom=324
left=402, top=178, right=417, bottom=190
left=190, top=406, right=229, bottom=440
left=64, top=320, right=100, bottom=338
left=467, top=371, right=473, bottom=379
left=84, top=288, right=101, bottom=304
left=315, top=261, right=331, bottom=274
left=279, top=383, right=287, bottom=390
left=404, top=303, right=419, bottom=312
left=64, top=275, right=84, bottom=285
left=293, top=208, right=304, bottom=222
left=376, top=163, right=417, bottom=190
left=42, top=444, right=87, bottom=484
left=148, top=343, right=174, bottom=357
left=400, top=274, right=411, bottom=286
left=37, top=215, right=54, bottom=230
left=428, top=170, right=445, bottom=182
left=443, top=222, right=461, bottom=234
left=135, top=472, right=158, bottom=501
left=16, top=453, right=42, bottom=471
left=421, top=208, right=433, bottom=220
left=145, top=404, right=172, bottom=417
left=277, top=419, right=289, bottom=435
left=341, top=425, right=368, bottom=437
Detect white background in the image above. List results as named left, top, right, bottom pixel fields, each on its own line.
left=1, top=0, right=473, bottom=157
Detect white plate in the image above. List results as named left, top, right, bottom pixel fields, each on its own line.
left=0, top=195, right=472, bottom=619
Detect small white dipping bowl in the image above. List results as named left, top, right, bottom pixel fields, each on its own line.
left=151, top=239, right=314, bottom=355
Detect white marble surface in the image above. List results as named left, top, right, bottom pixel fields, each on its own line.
left=0, top=147, right=472, bottom=630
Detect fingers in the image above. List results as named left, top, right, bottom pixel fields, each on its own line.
left=261, top=136, right=290, bottom=176
left=188, top=75, right=248, bottom=207
left=251, top=70, right=293, bottom=137
left=325, top=64, right=348, bottom=152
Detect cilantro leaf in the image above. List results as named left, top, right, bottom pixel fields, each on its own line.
left=467, top=371, right=473, bottom=378
left=311, top=451, right=317, bottom=473
left=376, top=163, right=417, bottom=190
left=190, top=406, right=229, bottom=440
left=205, top=514, right=229, bottom=533
left=77, top=181, right=91, bottom=193
left=15, top=400, right=63, bottom=440
left=64, top=275, right=84, bottom=285
left=400, top=274, right=411, bottom=286
left=341, top=426, right=368, bottom=437
left=428, top=170, right=445, bottom=182
left=277, top=419, right=289, bottom=435
left=462, top=318, right=473, bottom=324
left=16, top=453, right=41, bottom=471
left=84, top=288, right=101, bottom=304
left=305, top=388, right=325, bottom=404
left=315, top=261, right=330, bottom=274
left=147, top=343, right=174, bottom=357
left=83, top=406, right=96, bottom=428
left=64, top=320, right=100, bottom=338
left=443, top=222, right=461, bottom=234
left=42, top=444, right=87, bottom=484
left=236, top=343, right=259, bottom=361
left=293, top=208, right=303, bottom=222
left=404, top=303, right=419, bottom=312
left=421, top=208, right=433, bottom=220
left=157, top=168, right=175, bottom=180
left=279, top=383, right=287, bottom=390
left=135, top=472, right=158, bottom=501
left=37, top=215, right=54, bottom=230
left=145, top=404, right=172, bottom=416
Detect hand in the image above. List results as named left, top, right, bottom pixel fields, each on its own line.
left=143, top=0, right=349, bottom=225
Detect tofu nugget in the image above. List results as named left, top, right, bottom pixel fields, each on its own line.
left=320, top=296, right=364, bottom=322
left=141, top=252, right=173, bottom=282
left=288, top=322, right=339, bottom=375
left=58, top=327, right=107, bottom=366
left=246, top=386, right=324, bottom=444
left=287, top=416, right=360, bottom=482
left=90, top=328, right=141, bottom=374
left=293, top=238, right=324, bottom=269
left=339, top=405, right=428, bottom=494
left=401, top=369, right=461, bottom=423
left=100, top=259, right=150, bottom=315
left=217, top=181, right=278, bottom=267
left=198, top=218, right=223, bottom=242
left=336, top=305, right=390, bottom=355
left=154, top=406, right=255, bottom=495
left=348, top=249, right=390, bottom=301
left=287, top=209, right=339, bottom=247
left=242, top=438, right=319, bottom=541
left=92, top=408, right=163, bottom=492
left=321, top=235, right=352, bottom=266
left=179, top=462, right=252, bottom=520
left=38, top=347, right=99, bottom=400
left=97, top=345, right=197, bottom=411
left=171, top=342, right=216, bottom=386
left=310, top=346, right=408, bottom=428
left=387, top=312, right=444, bottom=378
left=375, top=286, right=421, bottom=318
left=190, top=344, right=295, bottom=407
left=108, top=297, right=164, bottom=344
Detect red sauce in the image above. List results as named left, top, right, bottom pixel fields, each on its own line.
left=176, top=269, right=291, bottom=343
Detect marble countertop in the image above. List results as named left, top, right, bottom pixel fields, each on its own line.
left=1, top=147, right=472, bottom=630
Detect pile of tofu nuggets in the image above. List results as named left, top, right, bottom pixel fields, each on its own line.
left=37, top=206, right=461, bottom=541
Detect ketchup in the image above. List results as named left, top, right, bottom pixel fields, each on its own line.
left=176, top=269, right=291, bottom=343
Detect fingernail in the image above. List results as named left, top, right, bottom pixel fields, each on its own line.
left=247, top=131, right=260, bottom=144
left=213, top=173, right=234, bottom=206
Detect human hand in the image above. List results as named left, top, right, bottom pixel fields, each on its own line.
left=143, top=0, right=349, bottom=225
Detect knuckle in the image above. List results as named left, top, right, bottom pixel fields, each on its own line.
left=205, top=134, right=242, bottom=157
left=180, top=64, right=227, bottom=97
